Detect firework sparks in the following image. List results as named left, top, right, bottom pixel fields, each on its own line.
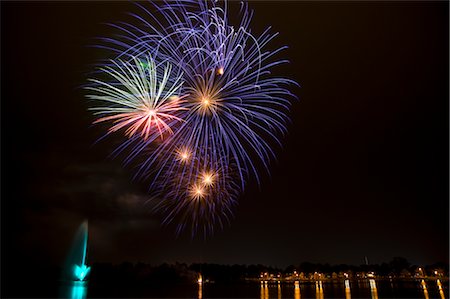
left=87, top=0, right=297, bottom=235
left=86, top=56, right=187, bottom=142
left=200, top=171, right=216, bottom=187
left=190, top=184, right=206, bottom=200
left=176, top=147, right=191, bottom=162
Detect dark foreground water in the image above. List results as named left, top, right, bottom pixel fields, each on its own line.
left=62, top=279, right=448, bottom=299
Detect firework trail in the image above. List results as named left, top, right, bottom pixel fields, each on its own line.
left=86, top=0, right=297, bottom=235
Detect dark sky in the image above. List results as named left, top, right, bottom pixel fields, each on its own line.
left=2, top=0, right=449, bottom=274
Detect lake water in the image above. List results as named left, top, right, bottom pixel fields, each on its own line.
left=65, top=278, right=448, bottom=298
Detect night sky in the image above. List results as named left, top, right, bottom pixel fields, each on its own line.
left=2, top=0, right=449, bottom=275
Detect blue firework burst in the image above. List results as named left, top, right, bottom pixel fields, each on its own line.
left=87, top=0, right=297, bottom=235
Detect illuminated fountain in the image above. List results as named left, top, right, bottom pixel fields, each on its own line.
left=69, top=221, right=90, bottom=282
left=60, top=221, right=90, bottom=299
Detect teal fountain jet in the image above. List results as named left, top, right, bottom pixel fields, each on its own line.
left=72, top=221, right=90, bottom=281
left=60, top=221, right=90, bottom=299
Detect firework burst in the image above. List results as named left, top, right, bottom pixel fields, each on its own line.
left=88, top=0, right=297, bottom=235
left=86, top=56, right=187, bottom=143
left=151, top=156, right=239, bottom=236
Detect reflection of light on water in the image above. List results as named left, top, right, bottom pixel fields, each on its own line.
left=198, top=282, right=202, bottom=299
left=294, top=281, right=301, bottom=299
left=315, top=281, right=324, bottom=299
left=369, top=279, right=378, bottom=299
left=345, top=279, right=351, bottom=299
left=260, top=281, right=269, bottom=299
left=197, top=273, right=203, bottom=299
left=437, top=279, right=445, bottom=299
left=254, top=278, right=446, bottom=299
left=70, top=281, right=87, bottom=299
left=420, top=280, right=429, bottom=299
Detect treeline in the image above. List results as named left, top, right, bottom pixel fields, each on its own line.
left=88, top=257, right=449, bottom=285
left=89, top=262, right=272, bottom=285
left=283, top=257, right=448, bottom=277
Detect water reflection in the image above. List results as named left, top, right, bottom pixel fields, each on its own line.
left=437, top=279, right=445, bottom=299
left=315, top=281, right=324, bottom=299
left=294, top=281, right=301, bottom=299
left=389, top=278, right=394, bottom=289
left=260, top=281, right=269, bottom=299
left=344, top=279, right=351, bottom=299
left=421, top=279, right=429, bottom=299
left=198, top=281, right=202, bottom=299
left=224, top=279, right=444, bottom=299
left=369, top=279, right=378, bottom=299
left=69, top=281, right=87, bottom=299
